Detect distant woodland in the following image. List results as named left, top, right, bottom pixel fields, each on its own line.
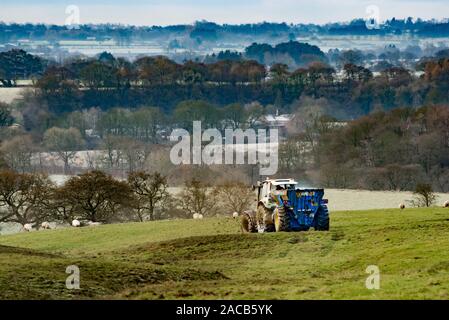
left=1, top=23, right=449, bottom=192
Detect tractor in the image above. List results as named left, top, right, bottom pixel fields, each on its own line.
left=241, top=179, right=330, bottom=233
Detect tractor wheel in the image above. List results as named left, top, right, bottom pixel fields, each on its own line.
left=274, top=206, right=291, bottom=232
left=256, top=205, right=274, bottom=233
left=241, top=212, right=257, bottom=233
left=314, top=205, right=330, bottom=231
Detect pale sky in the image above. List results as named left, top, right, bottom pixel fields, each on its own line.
left=0, top=0, right=448, bottom=26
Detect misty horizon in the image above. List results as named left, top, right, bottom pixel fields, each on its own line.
left=1, top=0, right=448, bottom=26
left=1, top=16, right=449, bottom=28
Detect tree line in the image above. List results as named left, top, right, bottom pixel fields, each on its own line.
left=280, top=105, right=449, bottom=192
left=2, top=47, right=449, bottom=117
left=28, top=53, right=449, bottom=116
left=0, top=170, right=255, bottom=227
left=2, top=19, right=449, bottom=43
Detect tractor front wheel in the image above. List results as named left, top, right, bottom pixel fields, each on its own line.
left=274, top=206, right=291, bottom=232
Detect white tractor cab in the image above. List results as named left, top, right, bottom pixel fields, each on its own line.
left=243, top=178, right=330, bottom=233
left=256, top=179, right=299, bottom=209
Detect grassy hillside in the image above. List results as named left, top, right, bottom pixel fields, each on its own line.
left=1, top=208, right=449, bottom=300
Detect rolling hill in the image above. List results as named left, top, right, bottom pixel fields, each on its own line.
left=1, top=208, right=449, bottom=300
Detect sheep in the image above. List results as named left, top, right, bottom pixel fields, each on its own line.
left=198, top=214, right=204, bottom=220
left=72, top=219, right=81, bottom=227
left=193, top=213, right=200, bottom=220
left=399, top=203, right=406, bottom=210
left=232, top=212, right=239, bottom=219
left=41, top=222, right=51, bottom=230
left=444, top=201, right=449, bottom=208
left=22, top=224, right=33, bottom=232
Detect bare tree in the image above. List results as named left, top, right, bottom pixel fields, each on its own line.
left=0, top=135, right=35, bottom=173
left=180, top=179, right=216, bottom=217
left=411, top=183, right=437, bottom=208
left=213, top=181, right=255, bottom=215
left=100, top=135, right=149, bottom=173
left=43, top=127, right=85, bottom=173
left=117, top=138, right=149, bottom=173
left=128, top=171, right=170, bottom=221
left=101, top=134, right=124, bottom=170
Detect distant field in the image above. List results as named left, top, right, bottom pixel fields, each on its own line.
left=0, top=87, right=24, bottom=104
left=1, top=207, right=449, bottom=300
left=324, top=189, right=449, bottom=211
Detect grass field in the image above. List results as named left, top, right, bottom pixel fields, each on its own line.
left=1, top=208, right=449, bottom=300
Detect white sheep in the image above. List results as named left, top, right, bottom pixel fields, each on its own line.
left=399, top=203, right=406, bottom=210
left=22, top=224, right=33, bottom=232
left=41, top=222, right=51, bottom=230
left=444, top=201, right=449, bottom=208
left=198, top=214, right=204, bottom=220
left=232, top=212, right=239, bottom=219
left=193, top=213, right=200, bottom=220
left=72, top=219, right=81, bottom=227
